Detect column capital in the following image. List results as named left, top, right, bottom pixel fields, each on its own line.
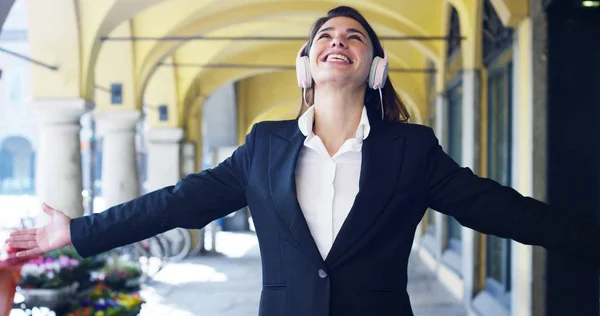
left=94, top=109, right=141, bottom=137
left=29, top=98, right=92, bottom=124
left=145, top=127, right=184, bottom=143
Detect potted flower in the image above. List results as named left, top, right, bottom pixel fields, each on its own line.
left=97, top=259, right=143, bottom=291
left=46, top=246, right=106, bottom=291
left=66, top=283, right=144, bottom=316
left=17, top=255, right=80, bottom=309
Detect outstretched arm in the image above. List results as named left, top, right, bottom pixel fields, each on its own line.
left=423, top=127, right=600, bottom=266
left=8, top=124, right=260, bottom=258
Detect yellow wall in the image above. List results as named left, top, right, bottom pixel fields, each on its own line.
left=235, top=71, right=426, bottom=143
left=236, top=71, right=299, bottom=143
left=144, top=57, right=179, bottom=127
left=26, top=0, right=81, bottom=99
left=246, top=102, right=299, bottom=136
left=133, top=0, right=444, bottom=110
left=95, top=21, right=137, bottom=110
left=489, top=0, right=529, bottom=27
left=79, top=0, right=115, bottom=98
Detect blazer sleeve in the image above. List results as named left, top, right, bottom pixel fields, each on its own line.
left=423, top=127, right=600, bottom=266
left=69, top=124, right=260, bottom=258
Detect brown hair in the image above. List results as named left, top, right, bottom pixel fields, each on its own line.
left=296, top=6, right=411, bottom=123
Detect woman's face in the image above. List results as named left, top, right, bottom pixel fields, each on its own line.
left=308, top=16, right=373, bottom=89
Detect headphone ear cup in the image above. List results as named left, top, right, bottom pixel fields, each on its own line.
left=369, top=56, right=388, bottom=89
left=296, top=56, right=312, bottom=88
left=368, top=56, right=381, bottom=89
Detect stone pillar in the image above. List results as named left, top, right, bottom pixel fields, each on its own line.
left=32, top=98, right=89, bottom=220
left=181, top=141, right=204, bottom=255
left=434, top=93, right=449, bottom=259
left=94, top=110, right=140, bottom=208
left=460, top=69, right=482, bottom=306
left=529, top=1, right=548, bottom=314
left=181, top=142, right=197, bottom=177
left=510, top=14, right=549, bottom=316
left=145, top=127, right=183, bottom=190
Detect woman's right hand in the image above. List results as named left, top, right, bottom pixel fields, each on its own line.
left=5, top=203, right=72, bottom=258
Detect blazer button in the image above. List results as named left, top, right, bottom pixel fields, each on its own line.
left=318, top=269, right=328, bottom=279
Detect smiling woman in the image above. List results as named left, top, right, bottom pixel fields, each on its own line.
left=6, top=4, right=600, bottom=316
left=296, top=6, right=411, bottom=124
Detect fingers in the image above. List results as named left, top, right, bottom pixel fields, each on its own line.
left=7, top=234, right=36, bottom=242
left=6, top=240, right=39, bottom=249
left=42, top=203, right=55, bottom=215
left=16, top=248, right=42, bottom=258
left=9, top=228, right=37, bottom=237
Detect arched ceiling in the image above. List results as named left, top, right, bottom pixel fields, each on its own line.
left=174, top=40, right=426, bottom=127
left=126, top=0, right=446, bottom=107
left=171, top=17, right=428, bottom=120
left=24, top=0, right=470, bottom=130
left=79, top=0, right=166, bottom=98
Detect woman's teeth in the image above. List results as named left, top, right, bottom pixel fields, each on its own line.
left=326, top=54, right=350, bottom=63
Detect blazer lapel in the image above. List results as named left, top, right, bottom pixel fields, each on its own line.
left=269, top=125, right=324, bottom=267
left=325, top=123, right=406, bottom=267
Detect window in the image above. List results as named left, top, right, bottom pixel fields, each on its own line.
left=485, top=62, right=513, bottom=307
left=446, top=82, right=463, bottom=253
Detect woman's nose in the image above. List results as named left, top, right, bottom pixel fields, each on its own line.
left=330, top=37, right=346, bottom=48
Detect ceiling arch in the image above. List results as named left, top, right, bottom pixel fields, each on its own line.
left=172, top=18, right=427, bottom=111
left=26, top=0, right=82, bottom=98
left=133, top=0, right=443, bottom=106
left=446, top=0, right=480, bottom=68
left=178, top=40, right=426, bottom=127
left=81, top=0, right=166, bottom=99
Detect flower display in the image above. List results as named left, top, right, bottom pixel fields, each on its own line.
left=10, top=246, right=142, bottom=314
left=98, top=262, right=143, bottom=291
left=19, top=255, right=80, bottom=289
left=66, top=283, right=144, bottom=316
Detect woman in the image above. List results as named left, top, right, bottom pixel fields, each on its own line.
left=6, top=6, right=600, bottom=316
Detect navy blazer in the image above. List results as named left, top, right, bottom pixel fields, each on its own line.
left=71, top=106, right=600, bottom=316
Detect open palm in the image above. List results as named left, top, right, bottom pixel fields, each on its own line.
left=6, top=203, right=72, bottom=258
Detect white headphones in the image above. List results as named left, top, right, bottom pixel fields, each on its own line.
left=295, top=42, right=389, bottom=119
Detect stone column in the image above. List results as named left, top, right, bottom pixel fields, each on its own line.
left=433, top=93, right=449, bottom=259
left=460, top=69, right=482, bottom=306
left=180, top=141, right=204, bottom=255
left=31, top=98, right=89, bottom=221
left=145, top=127, right=183, bottom=190
left=181, top=141, right=197, bottom=178
left=528, top=1, right=548, bottom=314
left=94, top=110, right=141, bottom=208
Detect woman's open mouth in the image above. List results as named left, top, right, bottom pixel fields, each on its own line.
left=322, top=53, right=353, bottom=64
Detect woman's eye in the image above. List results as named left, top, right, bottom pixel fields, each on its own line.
left=349, top=35, right=362, bottom=41
left=318, top=33, right=330, bottom=39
